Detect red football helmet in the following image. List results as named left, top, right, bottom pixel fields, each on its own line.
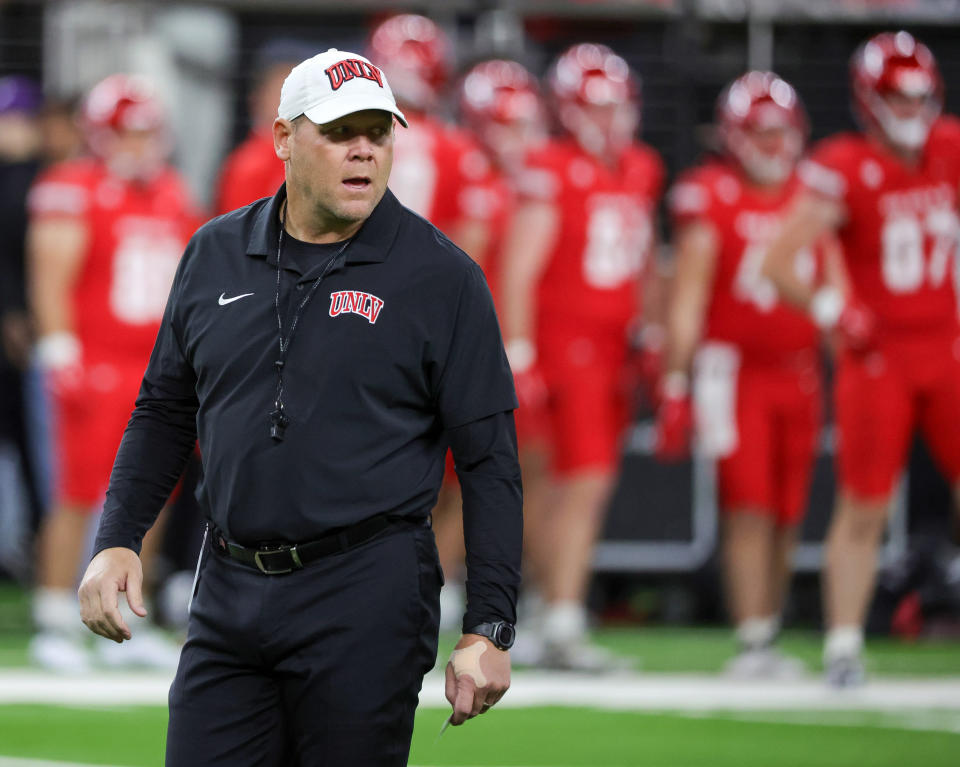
left=851, top=31, right=943, bottom=151
left=459, top=59, right=546, bottom=168
left=460, top=59, right=542, bottom=129
left=546, top=43, right=640, bottom=156
left=367, top=14, right=451, bottom=111
left=716, top=71, right=808, bottom=185
left=82, top=73, right=168, bottom=177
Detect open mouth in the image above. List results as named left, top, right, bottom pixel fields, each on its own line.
left=342, top=177, right=372, bottom=191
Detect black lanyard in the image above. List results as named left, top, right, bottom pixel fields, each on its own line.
left=270, top=205, right=351, bottom=441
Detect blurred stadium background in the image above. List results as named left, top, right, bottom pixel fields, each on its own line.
left=1, top=1, right=960, bottom=765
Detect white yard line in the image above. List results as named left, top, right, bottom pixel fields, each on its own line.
left=3, top=668, right=960, bottom=713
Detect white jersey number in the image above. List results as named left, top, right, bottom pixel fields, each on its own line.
left=881, top=209, right=960, bottom=294
left=734, top=244, right=815, bottom=312
left=582, top=195, right=652, bottom=289
left=110, top=232, right=182, bottom=324
left=389, top=131, right=437, bottom=217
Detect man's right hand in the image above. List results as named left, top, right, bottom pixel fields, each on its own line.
left=78, top=547, right=147, bottom=643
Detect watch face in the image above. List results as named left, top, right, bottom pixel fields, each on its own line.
left=496, top=622, right=516, bottom=648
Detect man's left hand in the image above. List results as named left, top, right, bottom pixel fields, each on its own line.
left=444, top=634, right=511, bottom=725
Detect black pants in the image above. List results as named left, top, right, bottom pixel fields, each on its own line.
left=166, top=519, right=442, bottom=766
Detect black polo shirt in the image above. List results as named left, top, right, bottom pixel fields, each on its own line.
left=95, top=185, right=522, bottom=626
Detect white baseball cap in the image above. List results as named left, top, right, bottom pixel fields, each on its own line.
left=278, top=48, right=408, bottom=128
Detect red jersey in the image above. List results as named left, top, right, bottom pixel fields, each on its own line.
left=28, top=158, right=198, bottom=364
left=214, top=130, right=285, bottom=215
left=670, top=160, right=819, bottom=363
left=390, top=112, right=492, bottom=236
left=463, top=167, right=513, bottom=302
left=519, top=138, right=663, bottom=326
left=800, top=116, right=960, bottom=337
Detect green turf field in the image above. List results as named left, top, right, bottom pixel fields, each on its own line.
left=0, top=704, right=958, bottom=767
left=3, top=584, right=960, bottom=766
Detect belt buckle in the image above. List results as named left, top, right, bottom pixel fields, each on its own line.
left=254, top=545, right=303, bottom=575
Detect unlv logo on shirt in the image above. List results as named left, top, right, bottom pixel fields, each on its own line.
left=329, top=290, right=385, bottom=324
left=325, top=59, right=385, bottom=91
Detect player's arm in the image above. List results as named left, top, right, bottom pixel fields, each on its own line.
left=446, top=217, right=493, bottom=270
left=761, top=191, right=874, bottom=345
left=27, top=215, right=88, bottom=369
left=633, top=226, right=669, bottom=371
left=499, top=200, right=558, bottom=370
left=761, top=190, right=844, bottom=309
left=654, top=221, right=717, bottom=460
left=664, top=221, right=718, bottom=379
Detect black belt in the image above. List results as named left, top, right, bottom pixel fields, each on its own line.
left=210, top=513, right=395, bottom=575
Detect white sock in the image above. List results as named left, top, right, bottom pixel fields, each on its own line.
left=736, top=615, right=779, bottom=650
left=542, top=601, right=587, bottom=644
left=824, top=626, right=864, bottom=662
left=33, top=588, right=84, bottom=636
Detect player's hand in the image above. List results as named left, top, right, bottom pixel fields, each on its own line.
left=836, top=298, right=876, bottom=352
left=624, top=321, right=665, bottom=409
left=78, top=547, right=147, bottom=643
left=513, top=366, right=548, bottom=411
left=506, top=337, right=548, bottom=411
left=34, top=332, right=84, bottom=397
left=810, top=288, right=876, bottom=353
left=444, top=634, right=511, bottom=726
left=654, top=373, right=693, bottom=462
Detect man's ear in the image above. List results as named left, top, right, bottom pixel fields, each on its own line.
left=274, top=117, right=293, bottom=161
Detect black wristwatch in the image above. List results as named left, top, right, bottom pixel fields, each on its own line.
left=464, top=620, right=516, bottom=651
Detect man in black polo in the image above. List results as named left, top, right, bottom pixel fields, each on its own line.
left=77, top=47, right=522, bottom=766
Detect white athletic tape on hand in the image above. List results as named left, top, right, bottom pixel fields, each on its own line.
left=449, top=641, right=488, bottom=688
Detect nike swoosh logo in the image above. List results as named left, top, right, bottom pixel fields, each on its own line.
left=218, top=292, right=254, bottom=306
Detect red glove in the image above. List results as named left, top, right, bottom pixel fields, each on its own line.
left=654, top=374, right=693, bottom=462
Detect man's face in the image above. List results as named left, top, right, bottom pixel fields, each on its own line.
left=104, top=127, right=166, bottom=181
left=747, top=124, right=801, bottom=159
left=482, top=117, right=546, bottom=172
left=883, top=90, right=926, bottom=120
left=563, top=100, right=638, bottom=159
left=277, top=109, right=394, bottom=231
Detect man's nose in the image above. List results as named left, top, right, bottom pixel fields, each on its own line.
left=348, top=135, right=375, bottom=160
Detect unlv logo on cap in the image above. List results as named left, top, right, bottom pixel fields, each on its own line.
left=325, top=59, right=385, bottom=91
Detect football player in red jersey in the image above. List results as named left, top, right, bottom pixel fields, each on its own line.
left=214, top=40, right=314, bottom=215
left=367, top=14, right=493, bottom=255
left=501, top=43, right=664, bottom=669
left=27, top=75, right=199, bottom=672
left=660, top=72, right=843, bottom=677
left=369, top=15, right=508, bottom=631
left=457, top=58, right=553, bottom=642
left=762, top=32, right=960, bottom=686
